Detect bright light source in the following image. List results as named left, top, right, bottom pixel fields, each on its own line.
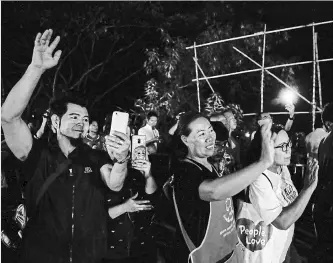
left=279, top=88, right=298, bottom=105
left=245, top=132, right=250, bottom=138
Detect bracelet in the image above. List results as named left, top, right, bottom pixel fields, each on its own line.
left=116, top=153, right=131, bottom=164
left=288, top=116, right=294, bottom=120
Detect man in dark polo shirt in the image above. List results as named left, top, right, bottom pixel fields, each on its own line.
left=1, top=29, right=131, bottom=263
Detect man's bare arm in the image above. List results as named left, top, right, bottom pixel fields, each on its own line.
left=1, top=29, right=61, bottom=160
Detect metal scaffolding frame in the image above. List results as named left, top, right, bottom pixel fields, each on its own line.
left=187, top=20, right=333, bottom=130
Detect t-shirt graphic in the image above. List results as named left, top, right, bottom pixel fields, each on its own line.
left=236, top=167, right=298, bottom=263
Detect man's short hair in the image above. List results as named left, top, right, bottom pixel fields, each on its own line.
left=321, top=102, right=333, bottom=124
left=49, top=96, right=87, bottom=119
left=147, top=111, right=158, bottom=120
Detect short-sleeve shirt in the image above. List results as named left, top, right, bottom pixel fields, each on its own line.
left=242, top=167, right=298, bottom=263
left=138, top=125, right=159, bottom=154
left=305, top=128, right=328, bottom=157
left=20, top=139, right=110, bottom=263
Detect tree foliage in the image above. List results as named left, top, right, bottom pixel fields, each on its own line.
left=2, top=2, right=300, bottom=128
left=133, top=2, right=298, bottom=131
left=2, top=2, right=167, bottom=118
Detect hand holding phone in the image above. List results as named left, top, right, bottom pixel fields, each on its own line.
left=105, top=131, right=131, bottom=162
left=132, top=159, right=152, bottom=178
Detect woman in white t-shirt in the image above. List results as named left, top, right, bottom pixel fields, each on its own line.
left=237, top=124, right=319, bottom=263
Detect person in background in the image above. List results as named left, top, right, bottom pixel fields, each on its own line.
left=237, top=124, right=318, bottom=263
left=138, top=111, right=160, bottom=155
left=1, top=140, right=26, bottom=263
left=83, top=119, right=106, bottom=151
left=311, top=102, right=333, bottom=263
left=251, top=104, right=295, bottom=140
left=127, top=117, right=136, bottom=138
left=1, top=28, right=130, bottom=263
left=102, top=114, right=112, bottom=136
left=210, top=110, right=243, bottom=213
left=222, top=110, right=241, bottom=169
left=168, top=112, right=185, bottom=136
left=172, top=111, right=275, bottom=263
left=305, top=117, right=329, bottom=159
left=210, top=110, right=241, bottom=170
left=34, top=110, right=50, bottom=140
left=102, top=156, right=159, bottom=263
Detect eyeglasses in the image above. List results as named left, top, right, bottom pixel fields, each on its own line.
left=274, top=140, right=292, bottom=152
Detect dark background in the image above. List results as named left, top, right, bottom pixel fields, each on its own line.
left=1, top=1, right=333, bottom=134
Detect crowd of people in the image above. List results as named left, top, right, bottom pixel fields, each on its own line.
left=1, top=29, right=333, bottom=263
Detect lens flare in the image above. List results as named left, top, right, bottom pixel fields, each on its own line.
left=279, top=88, right=298, bottom=105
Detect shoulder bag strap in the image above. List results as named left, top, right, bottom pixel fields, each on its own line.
left=182, top=158, right=203, bottom=171
left=172, top=186, right=196, bottom=252
left=245, top=172, right=273, bottom=204
left=36, top=159, right=72, bottom=205
left=262, top=172, right=273, bottom=189
left=172, top=159, right=204, bottom=252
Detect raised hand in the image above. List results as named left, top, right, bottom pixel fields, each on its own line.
left=131, top=159, right=152, bottom=178
left=123, top=192, right=153, bottom=213
left=176, top=112, right=185, bottom=120
left=285, top=104, right=295, bottom=117
left=303, top=157, right=319, bottom=190
left=259, top=120, right=276, bottom=167
left=31, top=29, right=62, bottom=71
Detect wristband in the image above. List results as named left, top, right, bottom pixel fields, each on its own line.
left=288, top=116, right=294, bottom=120
left=116, top=153, right=131, bottom=164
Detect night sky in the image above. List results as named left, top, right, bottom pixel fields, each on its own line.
left=1, top=1, right=333, bottom=133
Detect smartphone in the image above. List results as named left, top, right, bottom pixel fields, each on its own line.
left=131, top=135, right=147, bottom=161
left=110, top=111, right=129, bottom=135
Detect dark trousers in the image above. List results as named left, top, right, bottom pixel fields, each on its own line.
left=310, top=214, right=333, bottom=263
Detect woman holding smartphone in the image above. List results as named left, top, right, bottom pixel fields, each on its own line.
left=102, top=148, right=159, bottom=263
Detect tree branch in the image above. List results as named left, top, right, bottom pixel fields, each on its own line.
left=89, top=37, right=119, bottom=82
left=70, top=34, right=144, bottom=90
left=52, top=33, right=82, bottom=95
left=29, top=79, right=45, bottom=108
left=104, top=24, right=159, bottom=30
left=69, top=56, right=74, bottom=84
left=90, top=68, right=143, bottom=110
left=69, top=61, right=105, bottom=90
left=83, top=37, right=96, bottom=89
left=58, top=72, right=68, bottom=88
left=108, top=33, right=146, bottom=60
left=11, top=60, right=28, bottom=68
